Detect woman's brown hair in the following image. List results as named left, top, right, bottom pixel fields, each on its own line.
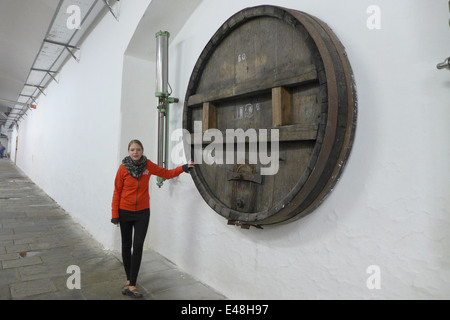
left=128, top=139, right=144, bottom=151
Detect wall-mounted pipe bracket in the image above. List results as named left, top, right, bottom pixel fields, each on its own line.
left=43, top=39, right=81, bottom=62
left=19, top=95, right=37, bottom=105
left=25, top=84, right=46, bottom=96
left=31, top=69, right=59, bottom=84
left=103, top=0, right=120, bottom=21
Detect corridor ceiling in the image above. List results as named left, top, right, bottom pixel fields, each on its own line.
left=0, top=0, right=117, bottom=130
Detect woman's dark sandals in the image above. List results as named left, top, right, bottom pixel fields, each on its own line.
left=125, top=287, right=143, bottom=298
left=121, top=285, right=129, bottom=295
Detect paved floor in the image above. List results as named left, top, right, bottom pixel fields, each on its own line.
left=0, top=159, right=227, bottom=300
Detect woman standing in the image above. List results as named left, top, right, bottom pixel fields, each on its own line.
left=111, top=139, right=194, bottom=298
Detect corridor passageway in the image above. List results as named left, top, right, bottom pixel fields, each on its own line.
left=0, top=160, right=226, bottom=300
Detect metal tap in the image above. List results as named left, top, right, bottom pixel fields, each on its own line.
left=437, top=57, right=450, bottom=70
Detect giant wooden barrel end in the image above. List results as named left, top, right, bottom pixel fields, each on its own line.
left=183, top=5, right=357, bottom=228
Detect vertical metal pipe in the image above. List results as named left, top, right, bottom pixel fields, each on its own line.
left=155, top=31, right=170, bottom=96
left=157, top=106, right=166, bottom=168
left=156, top=31, right=170, bottom=170
left=155, top=31, right=178, bottom=187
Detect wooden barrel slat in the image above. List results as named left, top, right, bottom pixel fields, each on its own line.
left=187, top=65, right=317, bottom=107
left=183, top=5, right=357, bottom=228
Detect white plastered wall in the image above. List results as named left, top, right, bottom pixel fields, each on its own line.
left=12, top=0, right=153, bottom=248
left=12, top=0, right=450, bottom=299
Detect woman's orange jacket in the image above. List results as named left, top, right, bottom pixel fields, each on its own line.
left=111, top=160, right=184, bottom=219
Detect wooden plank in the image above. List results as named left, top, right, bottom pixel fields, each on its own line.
left=190, top=123, right=318, bottom=144
left=202, top=102, right=217, bottom=131
left=272, top=87, right=291, bottom=126
left=187, top=65, right=317, bottom=107
left=277, top=124, right=318, bottom=142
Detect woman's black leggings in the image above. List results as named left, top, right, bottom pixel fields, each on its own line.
left=119, top=209, right=150, bottom=286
